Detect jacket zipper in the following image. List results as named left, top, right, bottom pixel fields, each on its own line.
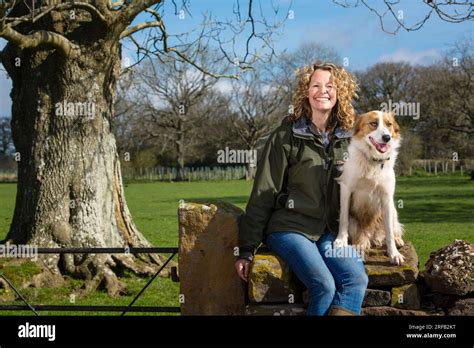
left=324, top=137, right=342, bottom=233
left=293, top=132, right=343, bottom=231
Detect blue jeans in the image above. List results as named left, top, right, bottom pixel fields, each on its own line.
left=266, top=231, right=368, bottom=315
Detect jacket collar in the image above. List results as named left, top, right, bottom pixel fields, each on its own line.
left=292, top=116, right=352, bottom=139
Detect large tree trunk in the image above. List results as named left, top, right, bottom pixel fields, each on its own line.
left=1, top=7, right=168, bottom=296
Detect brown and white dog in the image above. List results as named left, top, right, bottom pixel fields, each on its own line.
left=334, top=111, right=405, bottom=265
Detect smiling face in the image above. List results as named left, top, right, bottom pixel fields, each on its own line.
left=353, top=111, right=401, bottom=158
left=307, top=69, right=338, bottom=114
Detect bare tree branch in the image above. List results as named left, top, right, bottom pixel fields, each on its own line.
left=119, top=0, right=161, bottom=23
left=1, top=1, right=286, bottom=83
left=334, top=0, right=473, bottom=34
left=107, top=0, right=126, bottom=11
left=0, top=26, right=79, bottom=57
left=120, top=21, right=162, bottom=39
left=5, top=1, right=108, bottom=27
left=0, top=1, right=115, bottom=57
left=122, top=7, right=247, bottom=79
left=119, top=0, right=287, bottom=79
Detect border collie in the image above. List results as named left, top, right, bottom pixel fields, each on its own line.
left=334, top=111, right=405, bottom=265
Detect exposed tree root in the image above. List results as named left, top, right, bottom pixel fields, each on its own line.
left=2, top=225, right=177, bottom=299
left=71, top=254, right=128, bottom=298
left=112, top=254, right=156, bottom=277
left=0, top=246, right=176, bottom=299
left=22, top=269, right=65, bottom=290
left=26, top=251, right=177, bottom=298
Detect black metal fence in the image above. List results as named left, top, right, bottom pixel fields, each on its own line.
left=0, top=247, right=180, bottom=316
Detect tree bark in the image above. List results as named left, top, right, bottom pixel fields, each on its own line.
left=1, top=8, right=169, bottom=296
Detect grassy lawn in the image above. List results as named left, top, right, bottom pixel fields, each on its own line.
left=395, top=176, right=474, bottom=268
left=0, top=176, right=472, bottom=316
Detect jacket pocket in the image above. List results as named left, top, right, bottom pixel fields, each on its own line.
left=274, top=192, right=289, bottom=210
left=285, top=190, right=323, bottom=219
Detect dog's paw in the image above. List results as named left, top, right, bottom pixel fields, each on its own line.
left=372, top=238, right=384, bottom=247
left=357, top=238, right=371, bottom=252
left=395, top=237, right=405, bottom=248
left=388, top=249, right=405, bottom=265
left=333, top=237, right=348, bottom=248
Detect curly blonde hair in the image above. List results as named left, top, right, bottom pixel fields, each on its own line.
left=289, top=62, right=358, bottom=130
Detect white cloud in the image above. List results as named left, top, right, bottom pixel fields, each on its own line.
left=378, top=48, right=441, bottom=66
left=215, top=79, right=233, bottom=95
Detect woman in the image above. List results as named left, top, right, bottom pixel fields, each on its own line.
left=235, top=62, right=368, bottom=316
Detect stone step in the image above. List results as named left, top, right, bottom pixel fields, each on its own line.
left=362, top=306, right=442, bottom=316
left=246, top=303, right=306, bottom=316
left=362, top=289, right=391, bottom=307
left=365, top=242, right=419, bottom=287
left=390, top=283, right=421, bottom=309
left=248, top=242, right=419, bottom=303
left=248, top=252, right=302, bottom=303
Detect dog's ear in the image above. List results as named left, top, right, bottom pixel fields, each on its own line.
left=352, top=114, right=365, bottom=136
left=390, top=113, right=401, bottom=136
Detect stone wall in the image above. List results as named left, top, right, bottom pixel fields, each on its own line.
left=178, top=201, right=473, bottom=316
left=247, top=241, right=434, bottom=315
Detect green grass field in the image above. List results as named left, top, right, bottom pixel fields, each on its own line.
left=0, top=176, right=472, bottom=316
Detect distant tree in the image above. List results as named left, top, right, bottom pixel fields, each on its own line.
left=355, top=62, right=415, bottom=114
left=413, top=39, right=473, bottom=158
left=133, top=51, right=226, bottom=180
left=0, top=116, right=13, bottom=159
left=230, top=66, right=288, bottom=179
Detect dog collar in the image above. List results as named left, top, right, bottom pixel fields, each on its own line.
left=372, top=157, right=390, bottom=169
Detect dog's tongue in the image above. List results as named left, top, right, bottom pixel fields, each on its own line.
left=370, top=137, right=388, bottom=153
left=377, top=143, right=388, bottom=153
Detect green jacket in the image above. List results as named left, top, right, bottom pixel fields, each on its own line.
left=238, top=116, right=352, bottom=259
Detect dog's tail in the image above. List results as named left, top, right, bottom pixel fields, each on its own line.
left=394, top=221, right=405, bottom=248
left=395, top=221, right=405, bottom=237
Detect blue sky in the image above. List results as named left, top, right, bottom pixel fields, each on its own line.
left=1, top=0, right=472, bottom=115
left=133, top=0, right=470, bottom=69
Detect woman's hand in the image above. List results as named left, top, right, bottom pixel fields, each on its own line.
left=235, top=258, right=251, bottom=282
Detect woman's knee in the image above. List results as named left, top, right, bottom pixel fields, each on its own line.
left=350, top=269, right=369, bottom=291
left=307, top=272, right=336, bottom=297
left=335, top=264, right=368, bottom=292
